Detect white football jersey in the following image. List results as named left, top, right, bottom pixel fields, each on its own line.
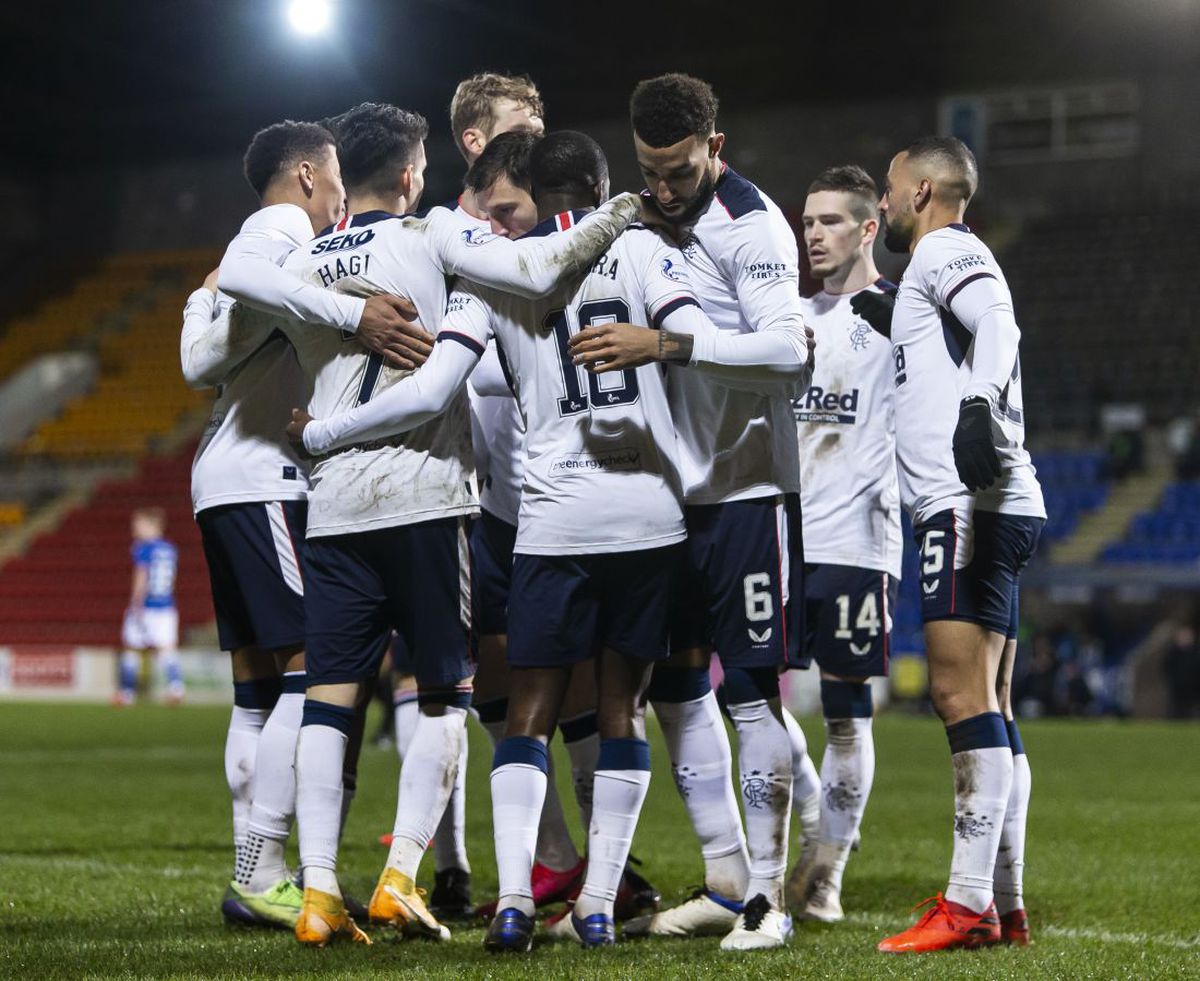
left=446, top=200, right=525, bottom=527
left=442, top=212, right=688, bottom=555
left=279, top=210, right=477, bottom=538
left=796, top=282, right=901, bottom=579
left=670, top=165, right=804, bottom=505
left=184, top=205, right=314, bottom=514
left=891, top=224, right=1045, bottom=524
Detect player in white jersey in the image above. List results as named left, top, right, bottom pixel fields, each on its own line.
left=232, top=104, right=642, bottom=947
left=778, top=166, right=903, bottom=923
left=180, top=120, right=427, bottom=930
left=572, top=73, right=815, bottom=950
left=865, top=137, right=1045, bottom=954
left=291, top=128, right=811, bottom=952
left=378, top=77, right=547, bottom=920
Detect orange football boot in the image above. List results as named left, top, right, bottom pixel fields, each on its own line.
left=877, top=892, right=1000, bottom=953
left=368, top=868, right=451, bottom=940
left=1000, top=908, right=1030, bottom=945
left=294, top=888, right=371, bottom=947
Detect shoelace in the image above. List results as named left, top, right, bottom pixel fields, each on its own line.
left=742, top=894, right=771, bottom=931
left=908, top=892, right=950, bottom=927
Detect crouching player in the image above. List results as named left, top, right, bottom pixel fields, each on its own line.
left=785, top=165, right=902, bottom=922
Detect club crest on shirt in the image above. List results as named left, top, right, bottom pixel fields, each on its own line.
left=460, top=227, right=496, bottom=248
left=849, top=320, right=872, bottom=351
left=660, top=257, right=686, bottom=283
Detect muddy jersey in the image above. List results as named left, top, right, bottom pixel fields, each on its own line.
left=184, top=206, right=312, bottom=513
left=278, top=210, right=476, bottom=537
left=891, top=225, right=1045, bottom=524
left=796, top=281, right=901, bottom=579
left=442, top=213, right=689, bottom=555
left=445, top=200, right=525, bottom=526
left=669, top=164, right=805, bottom=505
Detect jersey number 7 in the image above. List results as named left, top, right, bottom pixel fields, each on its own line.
left=545, top=298, right=640, bottom=416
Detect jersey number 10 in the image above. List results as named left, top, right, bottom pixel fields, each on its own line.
left=545, top=299, right=640, bottom=416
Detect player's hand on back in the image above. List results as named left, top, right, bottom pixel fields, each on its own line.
left=202, top=268, right=220, bottom=294
left=286, top=408, right=313, bottom=448
left=637, top=191, right=683, bottom=244
left=952, top=396, right=1003, bottom=492
left=357, top=294, right=435, bottom=371
left=849, top=289, right=895, bottom=338
left=570, top=323, right=661, bottom=373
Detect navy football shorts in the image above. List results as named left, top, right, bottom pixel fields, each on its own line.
left=671, top=493, right=805, bottom=668
left=914, top=506, right=1044, bottom=639
left=197, top=500, right=308, bottom=652
left=470, top=509, right=517, bottom=637
left=507, top=544, right=682, bottom=668
left=305, top=517, right=473, bottom=688
left=802, top=564, right=898, bottom=677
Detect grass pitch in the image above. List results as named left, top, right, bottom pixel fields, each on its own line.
left=0, top=702, right=1196, bottom=979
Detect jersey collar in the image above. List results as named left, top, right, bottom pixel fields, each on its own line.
left=522, top=209, right=592, bottom=238
left=317, top=210, right=397, bottom=237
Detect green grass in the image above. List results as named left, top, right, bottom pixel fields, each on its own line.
left=0, top=704, right=1197, bottom=979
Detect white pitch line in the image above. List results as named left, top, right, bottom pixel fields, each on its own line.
left=842, top=911, right=1199, bottom=950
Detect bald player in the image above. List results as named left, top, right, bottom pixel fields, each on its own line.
left=860, top=136, right=1044, bottom=954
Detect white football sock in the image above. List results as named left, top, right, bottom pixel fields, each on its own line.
left=820, top=717, right=875, bottom=847
left=534, top=754, right=581, bottom=872
left=159, top=650, right=184, bottom=698
left=385, top=706, right=468, bottom=880
left=574, top=745, right=652, bottom=920
left=783, top=706, right=822, bottom=842
left=994, top=750, right=1031, bottom=915
left=561, top=713, right=600, bottom=832
left=296, top=722, right=348, bottom=898
left=727, top=698, right=793, bottom=908
left=393, top=693, right=419, bottom=760
left=945, top=747, right=1013, bottom=912
left=433, top=728, right=471, bottom=873
left=654, top=692, right=749, bottom=902
left=492, top=740, right=548, bottom=917
left=225, top=705, right=269, bottom=873
left=241, top=685, right=304, bottom=891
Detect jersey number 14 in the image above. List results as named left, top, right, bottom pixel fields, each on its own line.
left=545, top=299, right=640, bottom=416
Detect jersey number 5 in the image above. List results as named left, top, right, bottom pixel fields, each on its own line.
left=545, top=299, right=640, bottom=417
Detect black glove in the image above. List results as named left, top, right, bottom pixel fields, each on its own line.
left=849, top=289, right=896, bottom=338
left=952, top=396, right=1002, bottom=492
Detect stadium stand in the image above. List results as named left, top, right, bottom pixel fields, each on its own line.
left=1008, top=207, right=1200, bottom=435
left=0, top=250, right=219, bottom=645
left=1033, top=450, right=1110, bottom=545
left=0, top=446, right=211, bottom=644
left=1103, top=482, right=1200, bottom=564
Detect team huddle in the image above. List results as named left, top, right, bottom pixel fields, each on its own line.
left=181, top=71, right=1046, bottom=955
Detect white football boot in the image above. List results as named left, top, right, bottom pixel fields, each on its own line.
left=622, top=888, right=742, bottom=937
left=719, top=894, right=793, bottom=951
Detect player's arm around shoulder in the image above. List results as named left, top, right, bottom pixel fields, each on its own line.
left=180, top=269, right=272, bottom=389
left=289, top=280, right=492, bottom=456
left=426, top=193, right=644, bottom=298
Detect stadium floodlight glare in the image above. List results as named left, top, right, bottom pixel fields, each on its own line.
left=287, top=0, right=332, bottom=36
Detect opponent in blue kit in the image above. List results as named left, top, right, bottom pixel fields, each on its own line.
left=118, top=507, right=181, bottom=706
